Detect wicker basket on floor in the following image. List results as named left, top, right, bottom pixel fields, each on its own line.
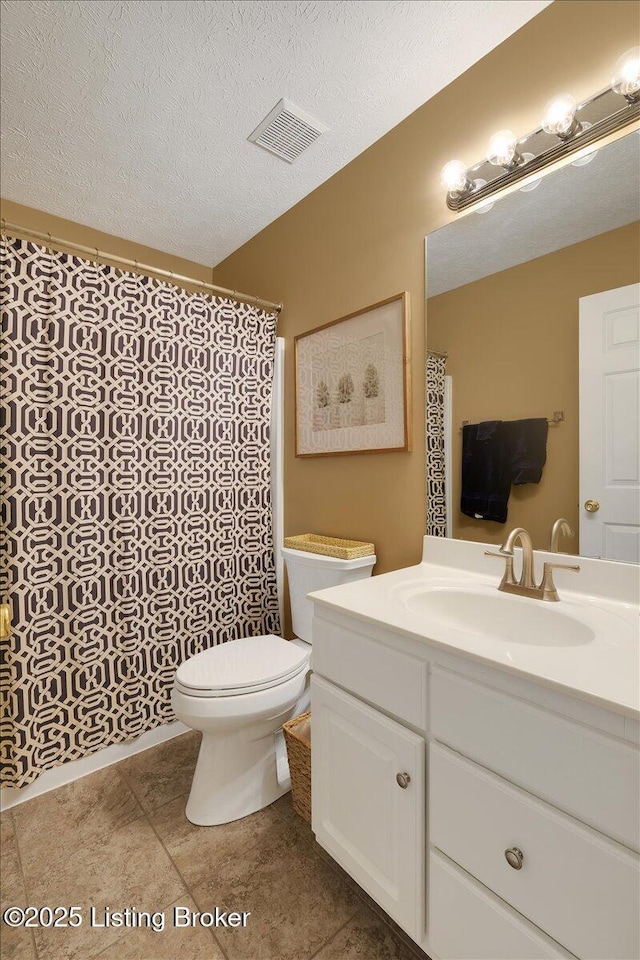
left=283, top=710, right=311, bottom=823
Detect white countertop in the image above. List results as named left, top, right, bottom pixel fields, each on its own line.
left=309, top=536, right=640, bottom=720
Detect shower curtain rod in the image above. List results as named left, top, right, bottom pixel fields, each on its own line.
left=1, top=220, right=283, bottom=315
left=427, top=348, right=449, bottom=359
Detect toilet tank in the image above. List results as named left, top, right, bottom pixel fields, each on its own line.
left=281, top=547, right=376, bottom=643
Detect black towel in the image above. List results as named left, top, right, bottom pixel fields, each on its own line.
left=460, top=421, right=512, bottom=523
left=460, top=417, right=549, bottom=523
left=505, top=418, right=548, bottom=484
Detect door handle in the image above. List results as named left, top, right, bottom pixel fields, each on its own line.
left=396, top=772, right=411, bottom=789
left=584, top=500, right=600, bottom=513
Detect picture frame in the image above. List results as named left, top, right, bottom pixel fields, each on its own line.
left=294, top=292, right=411, bottom=457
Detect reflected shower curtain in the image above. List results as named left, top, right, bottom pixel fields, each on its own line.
left=0, top=236, right=280, bottom=788
left=426, top=352, right=447, bottom=537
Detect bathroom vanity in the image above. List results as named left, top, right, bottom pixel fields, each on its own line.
left=309, top=536, right=640, bottom=960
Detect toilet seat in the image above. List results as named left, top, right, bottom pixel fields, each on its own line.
left=175, top=634, right=309, bottom=698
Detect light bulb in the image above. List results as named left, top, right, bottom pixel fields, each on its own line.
left=612, top=47, right=640, bottom=101
left=441, top=160, right=470, bottom=194
left=541, top=94, right=579, bottom=139
left=487, top=129, right=520, bottom=168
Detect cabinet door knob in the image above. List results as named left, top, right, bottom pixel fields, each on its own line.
left=396, top=772, right=411, bottom=789
left=584, top=499, right=600, bottom=513
left=504, top=847, right=524, bottom=870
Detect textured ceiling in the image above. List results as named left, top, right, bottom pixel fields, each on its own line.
left=427, top=131, right=640, bottom=297
left=1, top=0, right=550, bottom=267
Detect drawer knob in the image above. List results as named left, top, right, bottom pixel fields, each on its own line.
left=396, top=772, right=411, bottom=789
left=504, top=847, right=524, bottom=870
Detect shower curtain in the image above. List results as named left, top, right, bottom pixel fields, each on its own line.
left=0, top=235, right=280, bottom=788
left=426, top=351, right=447, bottom=537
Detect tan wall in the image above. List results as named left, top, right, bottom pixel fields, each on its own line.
left=0, top=198, right=214, bottom=292
left=428, top=222, right=640, bottom=552
left=3, top=3, right=638, bottom=631
left=211, top=2, right=640, bottom=594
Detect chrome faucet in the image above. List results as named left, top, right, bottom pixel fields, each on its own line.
left=548, top=518, right=574, bottom=553
left=486, top=526, right=580, bottom=602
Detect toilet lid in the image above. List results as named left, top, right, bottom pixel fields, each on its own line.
left=175, top=635, right=309, bottom=696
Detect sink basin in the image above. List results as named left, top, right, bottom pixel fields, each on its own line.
left=309, top=547, right=639, bottom=716
left=398, top=585, right=595, bottom=647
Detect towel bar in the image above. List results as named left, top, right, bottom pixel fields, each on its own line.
left=459, top=411, right=564, bottom=432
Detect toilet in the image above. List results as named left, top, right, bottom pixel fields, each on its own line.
left=172, top=546, right=376, bottom=826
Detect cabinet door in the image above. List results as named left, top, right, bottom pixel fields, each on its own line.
left=311, top=675, right=425, bottom=940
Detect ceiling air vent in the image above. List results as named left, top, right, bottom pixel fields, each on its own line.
left=248, top=98, right=328, bottom=163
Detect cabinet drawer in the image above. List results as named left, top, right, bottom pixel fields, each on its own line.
left=430, top=743, right=640, bottom=960
left=431, top=667, right=640, bottom=850
left=428, top=850, right=575, bottom=960
left=312, top=615, right=427, bottom=728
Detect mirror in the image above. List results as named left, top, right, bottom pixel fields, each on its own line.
left=425, top=130, right=640, bottom=560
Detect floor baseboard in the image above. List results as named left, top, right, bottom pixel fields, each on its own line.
left=1, top=720, right=190, bottom=811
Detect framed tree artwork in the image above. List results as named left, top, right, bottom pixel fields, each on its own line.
left=294, top=292, right=411, bottom=457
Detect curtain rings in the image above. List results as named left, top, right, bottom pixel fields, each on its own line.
left=45, top=232, right=54, bottom=291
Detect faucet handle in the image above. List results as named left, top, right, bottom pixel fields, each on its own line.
left=540, top=561, right=580, bottom=601
left=485, top=549, right=515, bottom=565
left=543, top=561, right=580, bottom=573
left=485, top=550, right=517, bottom=587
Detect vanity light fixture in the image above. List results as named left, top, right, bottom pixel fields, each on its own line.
left=442, top=49, right=640, bottom=212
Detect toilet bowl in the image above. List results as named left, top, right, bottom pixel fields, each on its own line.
left=172, top=635, right=310, bottom=825
left=172, top=547, right=375, bottom=826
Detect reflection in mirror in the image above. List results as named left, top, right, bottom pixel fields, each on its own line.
left=426, top=131, right=640, bottom=560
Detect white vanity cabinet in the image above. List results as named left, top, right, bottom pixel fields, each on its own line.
left=310, top=602, right=640, bottom=960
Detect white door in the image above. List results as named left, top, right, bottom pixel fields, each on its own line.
left=311, top=675, right=425, bottom=941
left=579, top=283, right=640, bottom=561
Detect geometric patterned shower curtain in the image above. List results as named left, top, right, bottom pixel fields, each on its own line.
left=0, top=236, right=280, bottom=788
left=426, top=351, right=448, bottom=537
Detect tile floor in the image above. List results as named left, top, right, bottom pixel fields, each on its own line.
left=1, top=732, right=430, bottom=960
